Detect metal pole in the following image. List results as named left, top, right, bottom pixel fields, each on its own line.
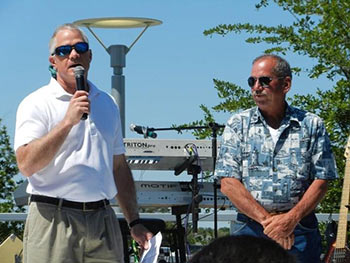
left=108, top=45, right=129, bottom=137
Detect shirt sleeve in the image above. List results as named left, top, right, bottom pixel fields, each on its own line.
left=215, top=115, right=243, bottom=180
left=14, top=94, right=48, bottom=151
left=310, top=117, right=338, bottom=180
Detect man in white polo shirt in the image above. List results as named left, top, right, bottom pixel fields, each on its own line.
left=14, top=23, right=152, bottom=263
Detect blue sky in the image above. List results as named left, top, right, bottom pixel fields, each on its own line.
left=1, top=1, right=331, bottom=182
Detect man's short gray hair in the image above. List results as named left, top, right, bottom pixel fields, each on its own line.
left=253, top=54, right=292, bottom=79
left=49, top=23, right=89, bottom=55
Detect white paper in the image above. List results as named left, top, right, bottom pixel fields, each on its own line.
left=140, top=232, right=162, bottom=263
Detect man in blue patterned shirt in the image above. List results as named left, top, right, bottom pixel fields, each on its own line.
left=215, top=54, right=337, bottom=263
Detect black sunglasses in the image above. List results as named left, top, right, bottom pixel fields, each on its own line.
left=52, top=42, right=89, bottom=57
left=247, top=76, right=284, bottom=88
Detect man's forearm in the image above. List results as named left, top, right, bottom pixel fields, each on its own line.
left=16, top=119, right=73, bottom=177
left=288, top=179, right=328, bottom=222
left=116, top=177, right=139, bottom=223
left=220, top=177, right=271, bottom=224
left=114, top=155, right=139, bottom=223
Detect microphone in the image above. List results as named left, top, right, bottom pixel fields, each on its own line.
left=74, top=66, right=88, bottom=120
left=130, top=124, right=157, bottom=138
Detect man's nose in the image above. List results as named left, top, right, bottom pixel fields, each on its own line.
left=69, top=48, right=80, bottom=59
left=252, top=80, right=264, bottom=91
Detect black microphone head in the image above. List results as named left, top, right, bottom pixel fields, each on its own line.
left=130, top=124, right=143, bottom=134
left=129, top=124, right=136, bottom=132
left=74, top=65, right=86, bottom=92
left=74, top=66, right=85, bottom=77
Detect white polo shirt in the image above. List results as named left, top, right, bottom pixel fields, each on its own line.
left=14, top=78, right=125, bottom=202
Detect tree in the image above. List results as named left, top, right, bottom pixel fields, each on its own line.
left=0, top=118, right=25, bottom=242
left=190, top=0, right=350, bottom=215
left=186, top=226, right=230, bottom=246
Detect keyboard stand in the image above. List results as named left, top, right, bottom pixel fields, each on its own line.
left=171, top=205, right=189, bottom=263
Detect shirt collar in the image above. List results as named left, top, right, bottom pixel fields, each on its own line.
left=50, top=77, right=100, bottom=100
left=250, top=104, right=301, bottom=127
left=284, top=104, right=301, bottom=125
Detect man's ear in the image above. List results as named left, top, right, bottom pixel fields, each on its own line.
left=49, top=55, right=56, bottom=68
left=283, top=76, right=291, bottom=94
left=89, top=50, right=92, bottom=62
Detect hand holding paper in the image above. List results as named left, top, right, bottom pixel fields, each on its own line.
left=140, top=232, right=162, bottom=263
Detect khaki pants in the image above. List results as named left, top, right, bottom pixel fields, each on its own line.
left=23, top=202, right=124, bottom=263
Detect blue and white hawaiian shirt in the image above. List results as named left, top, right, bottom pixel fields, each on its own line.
left=215, top=105, right=337, bottom=212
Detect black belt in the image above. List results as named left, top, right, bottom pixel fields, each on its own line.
left=30, top=194, right=110, bottom=211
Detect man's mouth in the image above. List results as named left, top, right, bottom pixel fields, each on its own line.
left=252, top=91, right=265, bottom=97
left=69, top=63, right=83, bottom=69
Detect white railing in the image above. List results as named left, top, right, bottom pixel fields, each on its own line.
left=0, top=212, right=340, bottom=223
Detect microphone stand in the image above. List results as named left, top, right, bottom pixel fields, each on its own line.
left=209, top=122, right=220, bottom=239
left=174, top=155, right=202, bottom=233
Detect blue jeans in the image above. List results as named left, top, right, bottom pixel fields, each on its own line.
left=232, top=213, right=322, bottom=263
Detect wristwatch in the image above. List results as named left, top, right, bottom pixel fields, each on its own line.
left=128, top=218, right=142, bottom=229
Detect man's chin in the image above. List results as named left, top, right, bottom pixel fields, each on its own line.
left=255, top=100, right=271, bottom=111
left=254, top=98, right=266, bottom=106
left=56, top=74, right=76, bottom=84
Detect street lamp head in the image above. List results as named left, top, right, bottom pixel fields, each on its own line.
left=73, top=17, right=162, bottom=29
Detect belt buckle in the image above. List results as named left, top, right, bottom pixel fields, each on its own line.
left=82, top=201, right=97, bottom=211
left=83, top=202, right=88, bottom=211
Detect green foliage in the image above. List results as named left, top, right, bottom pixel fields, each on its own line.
left=211, top=79, right=255, bottom=113
left=186, top=227, right=230, bottom=246
left=0, top=119, right=25, bottom=242
left=170, top=106, right=217, bottom=139
left=204, top=0, right=350, bottom=81
left=173, top=79, right=255, bottom=140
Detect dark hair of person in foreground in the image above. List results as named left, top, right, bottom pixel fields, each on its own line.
left=188, top=235, right=296, bottom=263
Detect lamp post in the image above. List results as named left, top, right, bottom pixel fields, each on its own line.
left=73, top=17, right=162, bottom=136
